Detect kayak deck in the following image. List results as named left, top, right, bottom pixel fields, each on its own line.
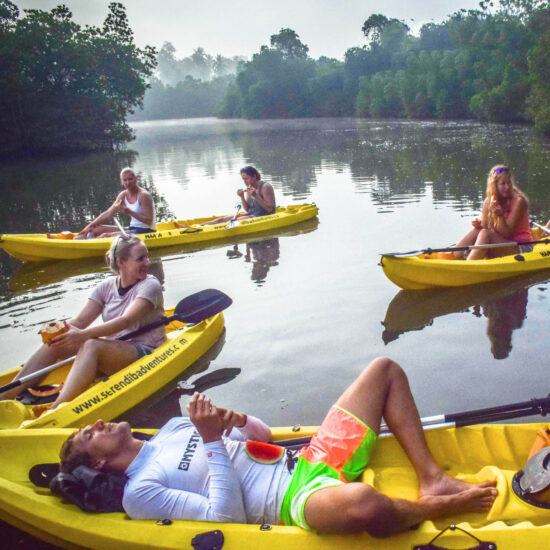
left=0, top=312, right=225, bottom=430
left=0, top=422, right=549, bottom=549
left=0, top=203, right=318, bottom=262
left=381, top=241, right=550, bottom=289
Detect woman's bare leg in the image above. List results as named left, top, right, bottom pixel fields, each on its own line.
left=454, top=227, right=480, bottom=259
left=0, top=343, right=79, bottom=400
left=51, top=339, right=138, bottom=407
left=467, top=229, right=516, bottom=260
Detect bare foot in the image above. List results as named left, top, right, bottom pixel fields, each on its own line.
left=419, top=485, right=498, bottom=518
left=420, top=471, right=496, bottom=498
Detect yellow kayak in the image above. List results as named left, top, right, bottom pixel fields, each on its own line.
left=380, top=240, right=550, bottom=290
left=0, top=203, right=319, bottom=262
left=0, top=311, right=224, bottom=430
left=0, top=422, right=549, bottom=549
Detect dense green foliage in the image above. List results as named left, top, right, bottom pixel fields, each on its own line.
left=0, top=1, right=156, bottom=156
left=218, top=1, right=550, bottom=134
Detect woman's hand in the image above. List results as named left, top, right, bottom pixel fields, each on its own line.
left=216, top=406, right=247, bottom=436
left=187, top=393, right=224, bottom=443
left=489, top=200, right=503, bottom=217
left=50, top=321, right=89, bottom=350
left=472, top=218, right=482, bottom=229
left=237, top=188, right=246, bottom=198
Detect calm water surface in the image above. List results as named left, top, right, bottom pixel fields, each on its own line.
left=2, top=118, right=550, bottom=431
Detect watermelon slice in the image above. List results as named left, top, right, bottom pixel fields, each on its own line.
left=245, top=440, right=285, bottom=464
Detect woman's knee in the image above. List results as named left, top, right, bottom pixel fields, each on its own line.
left=78, top=338, right=103, bottom=357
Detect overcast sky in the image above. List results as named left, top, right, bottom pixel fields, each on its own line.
left=16, top=0, right=483, bottom=60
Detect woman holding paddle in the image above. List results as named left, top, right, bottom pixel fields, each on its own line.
left=77, top=167, right=156, bottom=239
left=454, top=165, right=531, bottom=260
left=0, top=235, right=165, bottom=410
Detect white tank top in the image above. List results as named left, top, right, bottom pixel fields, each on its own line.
left=124, top=194, right=156, bottom=229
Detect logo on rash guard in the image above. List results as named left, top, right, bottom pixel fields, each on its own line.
left=178, top=430, right=201, bottom=471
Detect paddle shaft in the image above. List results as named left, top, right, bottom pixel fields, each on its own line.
left=225, top=204, right=242, bottom=229
left=532, top=221, right=550, bottom=236
left=383, top=237, right=550, bottom=257
left=114, top=217, right=127, bottom=235
left=276, top=395, right=550, bottom=447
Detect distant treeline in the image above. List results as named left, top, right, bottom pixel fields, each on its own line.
left=0, top=1, right=156, bottom=156
left=130, top=44, right=244, bottom=120
left=136, top=0, right=550, bottom=135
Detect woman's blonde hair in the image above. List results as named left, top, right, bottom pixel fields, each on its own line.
left=485, top=165, right=528, bottom=231
left=105, top=234, right=141, bottom=274
left=120, top=167, right=136, bottom=179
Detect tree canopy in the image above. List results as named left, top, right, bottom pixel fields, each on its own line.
left=214, top=1, right=550, bottom=135
left=0, top=1, right=156, bottom=156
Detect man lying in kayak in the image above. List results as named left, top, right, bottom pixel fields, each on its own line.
left=203, top=165, right=276, bottom=225
left=59, top=357, right=497, bottom=537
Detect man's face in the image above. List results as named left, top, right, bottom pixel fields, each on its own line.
left=72, top=419, right=132, bottom=468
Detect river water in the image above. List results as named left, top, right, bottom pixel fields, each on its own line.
left=2, top=117, right=550, bottom=432
left=2, top=117, right=550, bottom=547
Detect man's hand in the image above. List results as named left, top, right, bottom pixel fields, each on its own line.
left=187, top=393, right=225, bottom=443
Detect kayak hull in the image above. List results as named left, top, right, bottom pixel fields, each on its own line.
left=381, top=243, right=550, bottom=289
left=0, top=422, right=549, bottom=549
left=0, top=204, right=318, bottom=262
left=0, top=312, right=224, bottom=429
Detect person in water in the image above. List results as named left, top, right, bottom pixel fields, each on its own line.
left=205, top=166, right=276, bottom=225
left=59, top=357, right=497, bottom=537
left=77, top=167, right=156, bottom=238
left=454, top=165, right=531, bottom=260
left=0, top=235, right=165, bottom=410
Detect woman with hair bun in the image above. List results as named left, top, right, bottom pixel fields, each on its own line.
left=454, top=165, right=531, bottom=260
left=204, top=165, right=276, bottom=225
left=0, top=235, right=165, bottom=408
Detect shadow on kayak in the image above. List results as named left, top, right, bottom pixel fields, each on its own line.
left=381, top=269, right=550, bottom=358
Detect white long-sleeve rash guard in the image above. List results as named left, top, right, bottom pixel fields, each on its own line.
left=122, top=416, right=292, bottom=524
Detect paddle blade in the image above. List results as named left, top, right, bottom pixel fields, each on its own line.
left=174, top=289, right=232, bottom=324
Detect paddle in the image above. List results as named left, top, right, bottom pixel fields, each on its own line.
left=275, top=393, right=550, bottom=448
left=0, top=289, right=232, bottom=395
left=532, top=221, right=550, bottom=236
left=113, top=217, right=127, bottom=235
left=176, top=367, right=242, bottom=395
left=382, top=237, right=550, bottom=258
left=225, top=204, right=242, bottom=229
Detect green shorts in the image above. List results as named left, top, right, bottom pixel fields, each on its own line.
left=279, top=405, right=377, bottom=530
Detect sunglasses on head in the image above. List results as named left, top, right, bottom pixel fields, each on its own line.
left=493, top=166, right=509, bottom=175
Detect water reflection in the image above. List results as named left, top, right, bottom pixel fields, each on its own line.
left=7, top=256, right=165, bottom=296
left=226, top=237, right=280, bottom=286
left=0, top=150, right=172, bottom=235
left=382, top=270, right=550, bottom=358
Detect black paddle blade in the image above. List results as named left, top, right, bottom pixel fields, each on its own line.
left=175, top=289, right=232, bottom=324
left=177, top=368, right=241, bottom=395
